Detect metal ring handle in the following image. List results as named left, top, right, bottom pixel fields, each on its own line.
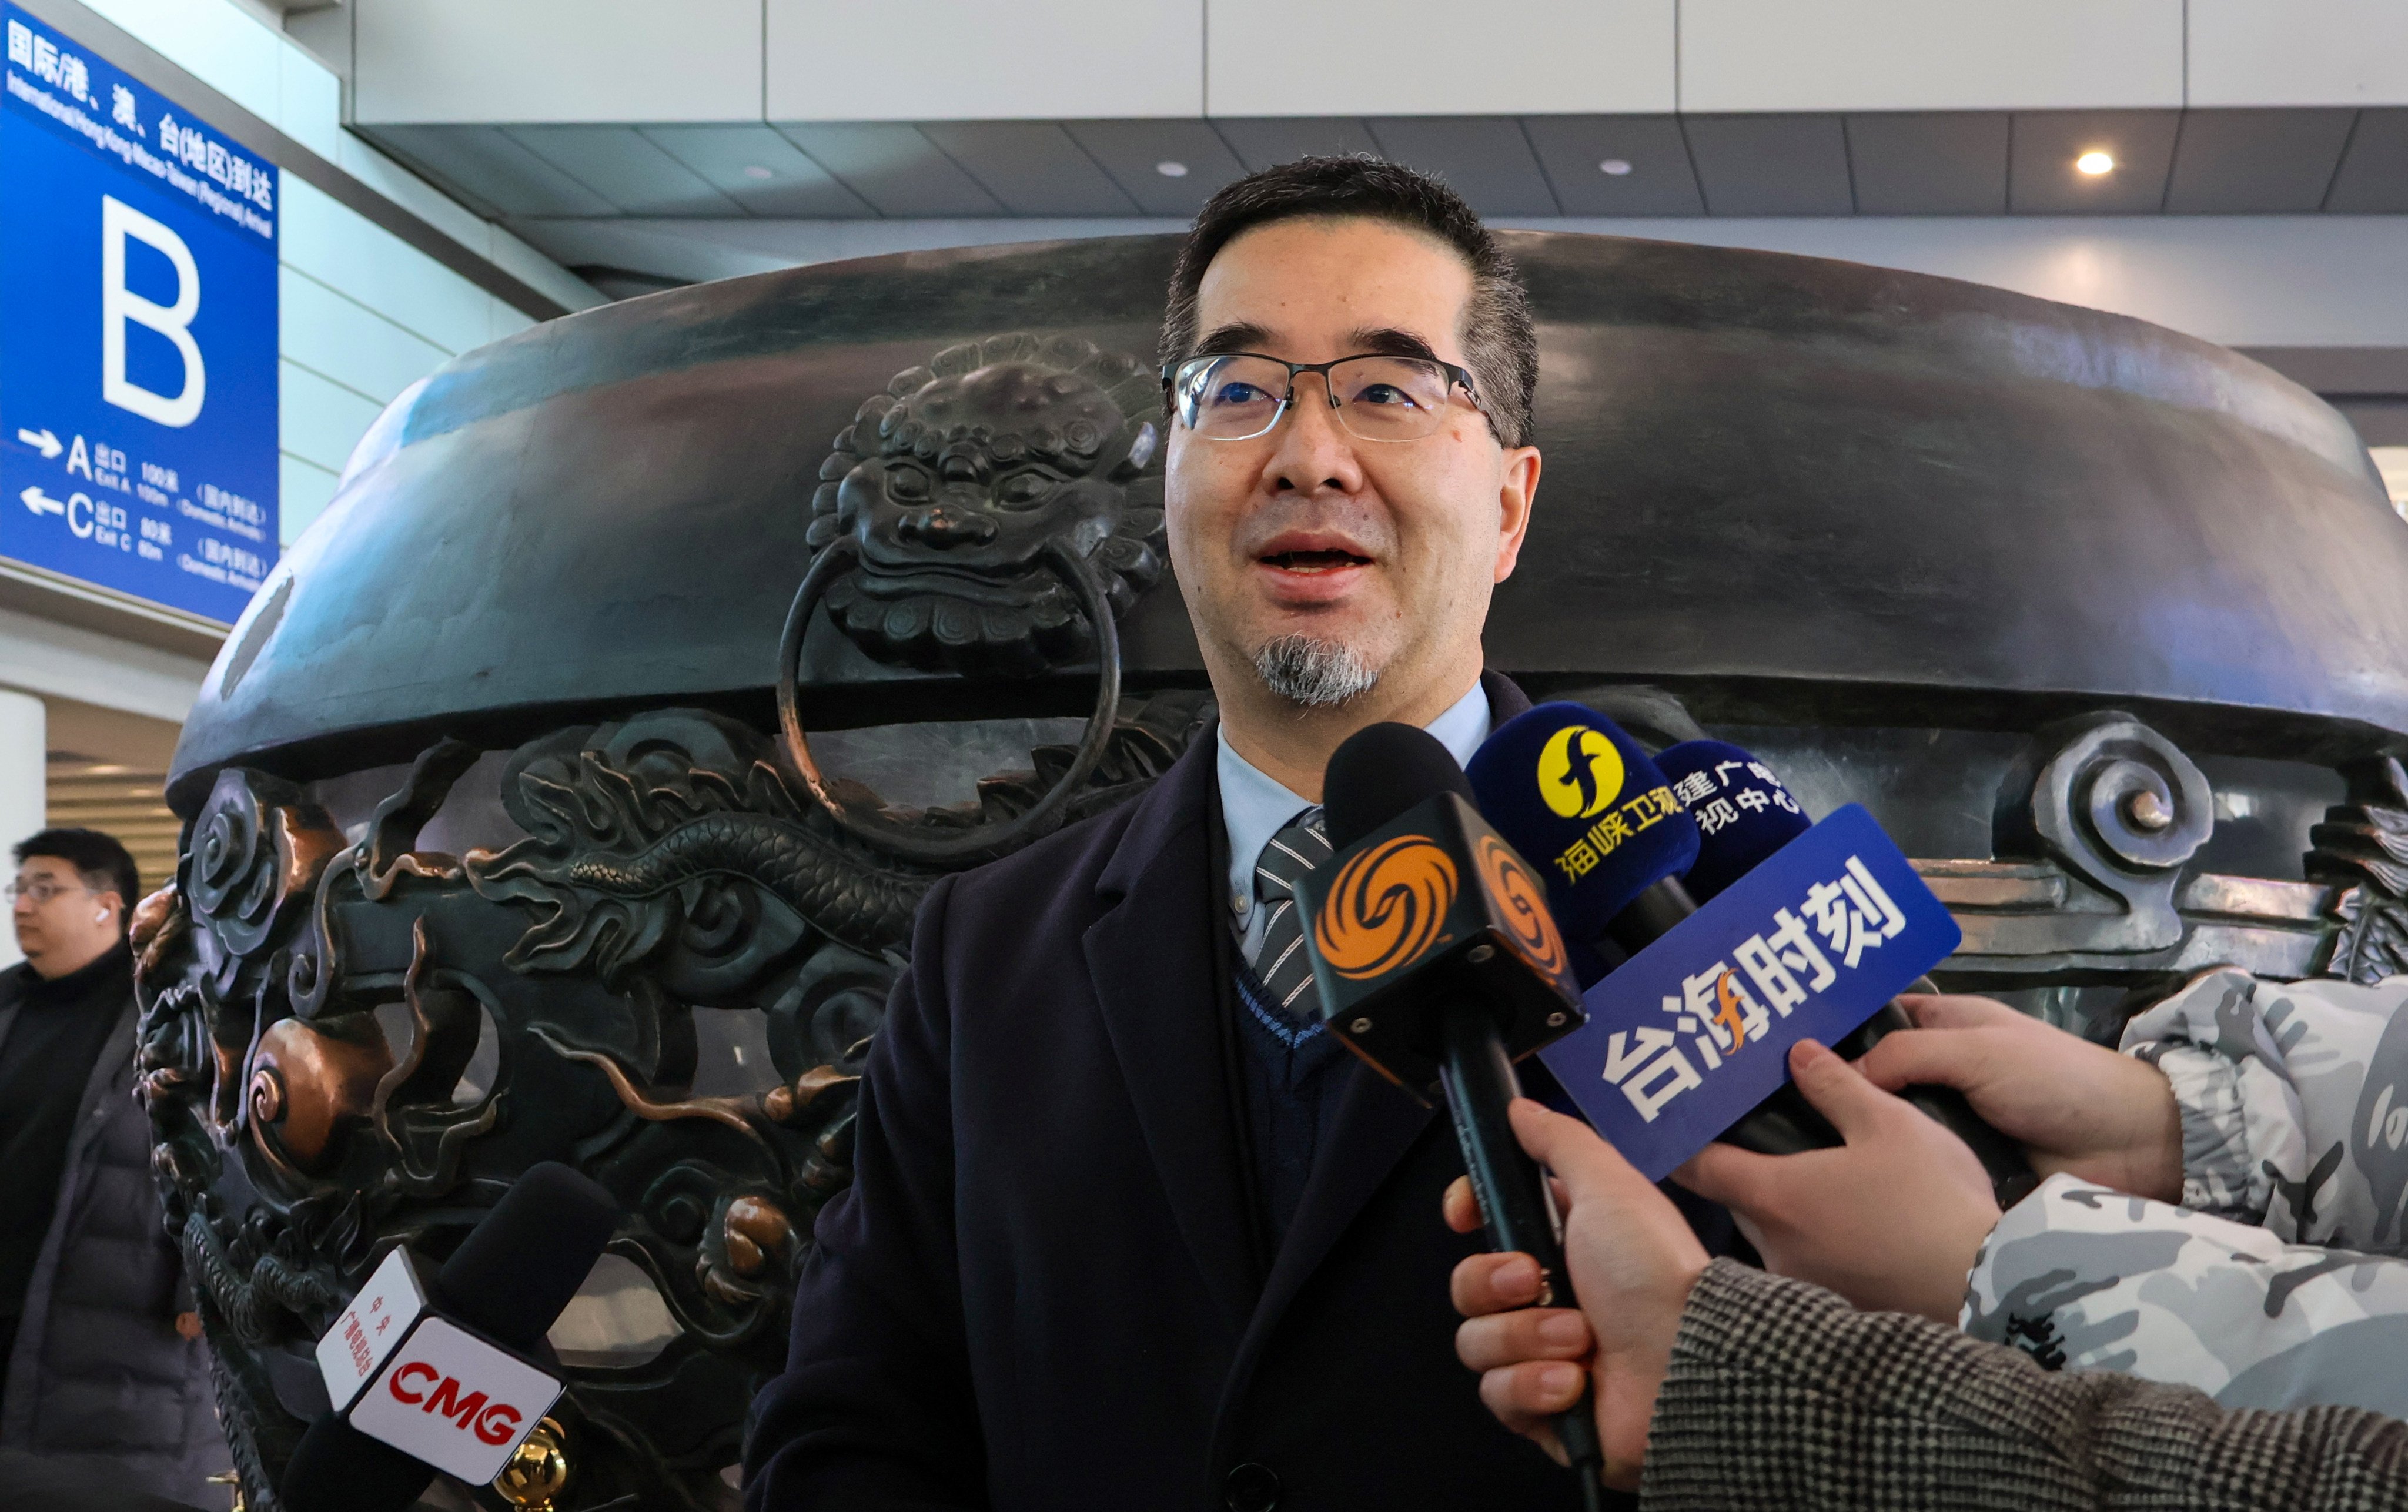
left=776, top=536, right=1122, bottom=865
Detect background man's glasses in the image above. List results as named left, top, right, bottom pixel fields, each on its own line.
left=1163, top=352, right=1482, bottom=443
left=5, top=878, right=89, bottom=906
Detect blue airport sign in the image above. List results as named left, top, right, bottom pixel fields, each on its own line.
left=1, top=4, right=277, bottom=623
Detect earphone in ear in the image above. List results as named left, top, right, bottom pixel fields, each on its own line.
left=93, top=910, right=106, bottom=924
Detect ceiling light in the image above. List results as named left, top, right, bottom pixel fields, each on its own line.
left=1598, top=158, right=1633, bottom=176
left=1155, top=159, right=1189, bottom=178
left=2075, top=150, right=2115, bottom=176
left=742, top=165, right=774, bottom=180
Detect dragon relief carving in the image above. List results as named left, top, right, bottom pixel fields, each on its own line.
left=137, top=691, right=1207, bottom=1510
left=810, top=332, right=1166, bottom=676
left=2312, top=754, right=2408, bottom=985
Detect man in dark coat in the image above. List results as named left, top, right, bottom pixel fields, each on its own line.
left=2, top=828, right=227, bottom=1506
left=745, top=158, right=1643, bottom=1511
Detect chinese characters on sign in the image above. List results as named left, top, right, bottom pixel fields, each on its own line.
left=1540, top=804, right=1959, bottom=1181
left=1672, top=757, right=1803, bottom=837
left=1603, top=854, right=1907, bottom=1123
left=1551, top=781, right=1681, bottom=884
left=1, top=6, right=279, bottom=623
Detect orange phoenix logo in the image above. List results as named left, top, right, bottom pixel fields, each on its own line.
left=1476, top=834, right=1569, bottom=981
left=1314, top=835, right=1458, bottom=981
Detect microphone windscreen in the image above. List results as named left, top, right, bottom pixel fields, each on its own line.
left=281, top=1413, right=433, bottom=1512
left=1322, top=722, right=1474, bottom=848
left=1655, top=740, right=1812, bottom=901
left=1467, top=703, right=1700, bottom=941
left=434, top=1162, right=620, bottom=1353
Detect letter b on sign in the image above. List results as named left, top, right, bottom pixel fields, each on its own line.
left=101, top=195, right=205, bottom=427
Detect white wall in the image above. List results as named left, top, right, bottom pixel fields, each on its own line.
left=62, top=0, right=601, bottom=553
left=347, top=0, right=2408, bottom=122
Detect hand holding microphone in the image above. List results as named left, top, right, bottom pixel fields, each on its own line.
left=1294, top=723, right=1608, bottom=1508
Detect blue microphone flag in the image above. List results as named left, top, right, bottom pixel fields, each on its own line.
left=1466, top=704, right=1700, bottom=940
left=1539, top=803, right=1961, bottom=1182
left=1655, top=740, right=1811, bottom=901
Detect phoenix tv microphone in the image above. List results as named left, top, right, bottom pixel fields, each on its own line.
left=282, top=1162, right=620, bottom=1512
left=1293, top=722, right=1607, bottom=1511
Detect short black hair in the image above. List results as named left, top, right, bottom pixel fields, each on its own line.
left=1160, top=155, right=1539, bottom=449
left=14, top=828, right=139, bottom=918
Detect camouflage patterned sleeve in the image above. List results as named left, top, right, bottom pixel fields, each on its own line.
left=1646, top=1257, right=2408, bottom=1512
left=1962, top=1173, right=2408, bottom=1417
left=2120, top=968, right=2408, bottom=1250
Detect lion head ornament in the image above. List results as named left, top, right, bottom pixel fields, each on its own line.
left=807, top=333, right=1167, bottom=676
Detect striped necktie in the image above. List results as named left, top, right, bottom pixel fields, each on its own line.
left=1247, top=808, right=1332, bottom=1016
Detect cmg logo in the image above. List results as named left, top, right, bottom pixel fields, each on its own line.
left=386, top=1360, right=525, bottom=1446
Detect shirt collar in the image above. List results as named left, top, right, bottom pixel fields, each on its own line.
left=1218, top=680, right=1493, bottom=924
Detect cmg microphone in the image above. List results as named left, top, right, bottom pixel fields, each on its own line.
left=1653, top=740, right=2036, bottom=1200
left=282, top=1162, right=620, bottom=1512
left=1295, top=722, right=1607, bottom=1510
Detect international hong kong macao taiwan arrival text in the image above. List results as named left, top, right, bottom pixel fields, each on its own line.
left=1540, top=804, right=1962, bottom=1181
left=1, top=6, right=278, bottom=623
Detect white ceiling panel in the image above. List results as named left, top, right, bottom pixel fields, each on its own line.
left=2327, top=110, right=2408, bottom=212
left=363, top=125, right=617, bottom=218
left=1365, top=118, right=1559, bottom=216
left=1681, top=1, right=2182, bottom=113
left=1208, top=1, right=1674, bottom=117
left=921, top=123, right=1142, bottom=216
left=1214, top=118, right=1384, bottom=172
left=1846, top=113, right=2009, bottom=215
left=774, top=123, right=1005, bottom=218
left=354, top=0, right=763, bottom=123
left=640, top=125, right=877, bottom=218
left=2165, top=111, right=2356, bottom=215
left=2189, top=0, right=2408, bottom=108
left=1683, top=115, right=1853, bottom=215
left=767, top=1, right=1203, bottom=121
left=1065, top=121, right=1249, bottom=215
left=2009, top=111, right=2179, bottom=214
left=506, top=126, right=744, bottom=217
left=1521, top=116, right=1703, bottom=215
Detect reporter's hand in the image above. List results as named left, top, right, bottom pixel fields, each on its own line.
left=1862, top=993, right=2183, bottom=1202
left=1677, top=1039, right=1999, bottom=1323
left=1445, top=1099, right=1707, bottom=1491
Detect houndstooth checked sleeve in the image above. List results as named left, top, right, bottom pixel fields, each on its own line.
left=1639, top=1259, right=2408, bottom=1512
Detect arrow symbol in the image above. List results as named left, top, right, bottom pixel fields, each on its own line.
left=19, top=486, right=65, bottom=517
left=14, top=428, right=62, bottom=460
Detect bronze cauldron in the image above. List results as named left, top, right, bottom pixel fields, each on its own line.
left=143, top=232, right=2408, bottom=1508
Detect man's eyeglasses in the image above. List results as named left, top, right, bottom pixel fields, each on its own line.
left=5, top=877, right=90, bottom=906
left=1161, top=352, right=1482, bottom=444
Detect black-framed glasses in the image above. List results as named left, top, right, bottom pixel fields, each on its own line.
left=1161, top=352, right=1481, bottom=443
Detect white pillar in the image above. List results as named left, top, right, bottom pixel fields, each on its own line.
left=0, top=689, right=45, bottom=971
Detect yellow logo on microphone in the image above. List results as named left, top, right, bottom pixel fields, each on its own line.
left=1314, top=835, right=1458, bottom=981
left=1536, top=725, right=1625, bottom=819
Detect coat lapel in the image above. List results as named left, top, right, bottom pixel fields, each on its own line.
left=1082, top=736, right=1263, bottom=1333
left=1235, top=671, right=1537, bottom=1345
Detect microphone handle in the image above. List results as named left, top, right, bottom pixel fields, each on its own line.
left=1436, top=999, right=1608, bottom=1499
left=1714, top=1003, right=2038, bottom=1207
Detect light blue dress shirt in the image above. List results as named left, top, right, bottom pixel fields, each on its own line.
left=1218, top=681, right=1494, bottom=959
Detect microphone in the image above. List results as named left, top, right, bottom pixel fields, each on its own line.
left=1468, top=705, right=1989, bottom=1189
left=283, top=1163, right=620, bottom=1512
left=1295, top=722, right=1607, bottom=1510
left=1655, top=740, right=2036, bottom=1200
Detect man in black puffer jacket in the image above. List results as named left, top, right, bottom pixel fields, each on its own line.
left=2, top=828, right=226, bottom=1507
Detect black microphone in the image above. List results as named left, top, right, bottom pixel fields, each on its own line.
left=1653, top=740, right=2036, bottom=1203
left=1296, top=722, right=1607, bottom=1510
left=283, top=1162, right=620, bottom=1512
